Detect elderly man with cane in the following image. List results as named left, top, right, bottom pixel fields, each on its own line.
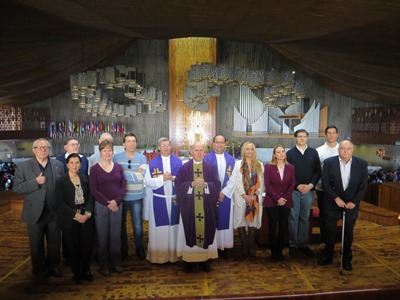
left=318, top=140, right=368, bottom=272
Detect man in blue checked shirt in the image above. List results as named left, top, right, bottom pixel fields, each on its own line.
left=113, top=132, right=147, bottom=260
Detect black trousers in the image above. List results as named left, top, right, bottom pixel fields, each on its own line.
left=323, top=205, right=358, bottom=262
left=316, top=190, right=326, bottom=243
left=62, top=218, right=95, bottom=276
left=27, top=212, right=61, bottom=276
left=266, top=206, right=290, bottom=254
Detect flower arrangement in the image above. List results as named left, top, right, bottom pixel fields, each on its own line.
left=226, top=139, right=242, bottom=158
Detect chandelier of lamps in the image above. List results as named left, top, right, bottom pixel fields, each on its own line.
left=69, top=65, right=167, bottom=118
left=184, top=63, right=306, bottom=109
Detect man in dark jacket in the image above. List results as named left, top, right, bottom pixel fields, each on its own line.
left=286, top=129, right=321, bottom=258
left=318, top=140, right=368, bottom=271
left=13, top=138, right=65, bottom=284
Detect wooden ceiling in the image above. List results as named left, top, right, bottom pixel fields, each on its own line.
left=1, top=0, right=400, bottom=107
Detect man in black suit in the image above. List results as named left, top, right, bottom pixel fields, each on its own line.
left=56, top=137, right=88, bottom=174
left=13, top=138, right=65, bottom=284
left=318, top=140, right=368, bottom=271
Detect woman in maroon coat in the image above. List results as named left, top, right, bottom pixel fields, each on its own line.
left=264, top=145, right=296, bottom=261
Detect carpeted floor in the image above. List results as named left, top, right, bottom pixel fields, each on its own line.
left=0, top=209, right=399, bottom=300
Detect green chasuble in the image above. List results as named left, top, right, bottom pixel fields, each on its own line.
left=193, top=163, right=205, bottom=248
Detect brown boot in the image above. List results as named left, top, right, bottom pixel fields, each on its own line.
left=238, top=227, right=249, bottom=258
left=248, top=227, right=257, bottom=257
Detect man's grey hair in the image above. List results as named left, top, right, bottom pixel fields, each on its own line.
left=158, top=137, right=170, bottom=146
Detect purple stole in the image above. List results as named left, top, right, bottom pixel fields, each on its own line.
left=149, top=155, right=182, bottom=227
left=204, top=151, right=235, bottom=230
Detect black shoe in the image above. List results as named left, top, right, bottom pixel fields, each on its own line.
left=218, top=249, right=230, bottom=260
left=183, top=262, right=193, bottom=273
left=200, top=261, right=211, bottom=273
left=74, top=275, right=84, bottom=284
left=289, top=247, right=298, bottom=257
left=318, top=256, right=333, bottom=266
left=34, top=273, right=48, bottom=285
left=343, top=261, right=353, bottom=271
left=121, top=250, right=128, bottom=261
left=82, top=271, right=94, bottom=282
left=114, top=265, right=124, bottom=273
left=100, top=268, right=110, bottom=276
left=48, top=267, right=63, bottom=278
left=300, top=247, right=315, bottom=258
left=136, top=248, right=146, bottom=260
left=271, top=252, right=279, bottom=261
left=277, top=252, right=284, bottom=261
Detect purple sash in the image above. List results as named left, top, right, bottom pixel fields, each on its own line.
left=150, top=155, right=182, bottom=227
left=204, top=151, right=235, bottom=230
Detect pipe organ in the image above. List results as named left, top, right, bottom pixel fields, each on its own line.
left=235, top=86, right=321, bottom=136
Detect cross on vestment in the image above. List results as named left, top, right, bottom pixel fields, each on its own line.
left=226, top=165, right=232, bottom=177
left=196, top=234, right=204, bottom=243
left=196, top=190, right=204, bottom=200
left=152, top=168, right=163, bottom=177
left=194, top=168, right=203, bottom=177
left=193, top=163, right=205, bottom=248
left=196, top=212, right=204, bottom=221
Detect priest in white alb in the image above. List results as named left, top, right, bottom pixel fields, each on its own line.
left=144, top=137, right=182, bottom=263
left=204, top=134, right=237, bottom=258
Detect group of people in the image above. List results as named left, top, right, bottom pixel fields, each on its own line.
left=12, top=126, right=368, bottom=285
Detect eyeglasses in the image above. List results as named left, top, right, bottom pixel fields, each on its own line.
left=127, top=160, right=131, bottom=169
left=296, top=136, right=308, bottom=138
left=159, top=144, right=170, bottom=148
left=67, top=143, right=80, bottom=147
left=34, top=146, right=50, bottom=151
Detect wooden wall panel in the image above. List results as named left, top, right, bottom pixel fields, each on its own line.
left=319, top=106, right=328, bottom=135
left=352, top=107, right=400, bottom=145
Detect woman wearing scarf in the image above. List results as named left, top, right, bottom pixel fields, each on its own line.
left=233, top=142, right=265, bottom=258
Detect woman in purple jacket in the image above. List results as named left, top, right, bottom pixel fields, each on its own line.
left=264, top=145, right=296, bottom=261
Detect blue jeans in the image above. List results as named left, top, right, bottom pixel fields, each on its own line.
left=288, top=190, right=315, bottom=248
left=121, top=199, right=144, bottom=255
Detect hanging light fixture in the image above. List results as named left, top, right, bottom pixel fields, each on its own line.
left=69, top=65, right=167, bottom=118
left=183, top=64, right=306, bottom=109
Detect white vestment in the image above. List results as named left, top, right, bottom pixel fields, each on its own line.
left=144, top=156, right=179, bottom=263
left=214, top=153, right=238, bottom=250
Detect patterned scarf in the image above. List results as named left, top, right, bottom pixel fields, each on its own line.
left=241, top=161, right=260, bottom=222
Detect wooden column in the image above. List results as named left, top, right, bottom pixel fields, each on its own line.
left=168, top=38, right=217, bottom=153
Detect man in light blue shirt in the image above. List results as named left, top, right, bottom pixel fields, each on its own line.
left=113, top=132, right=147, bottom=259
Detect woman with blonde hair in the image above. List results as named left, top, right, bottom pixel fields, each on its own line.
left=233, top=142, right=264, bottom=257
left=264, top=145, right=295, bottom=261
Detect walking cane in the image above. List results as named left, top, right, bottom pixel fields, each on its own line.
left=339, top=209, right=346, bottom=275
